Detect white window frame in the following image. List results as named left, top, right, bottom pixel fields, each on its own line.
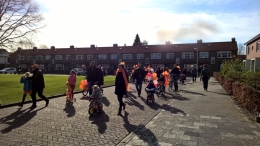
left=87, top=55, right=93, bottom=60
left=111, top=54, right=117, bottom=60
left=38, top=64, right=44, bottom=70
left=46, top=55, right=51, bottom=60
left=217, top=51, right=231, bottom=58
left=66, top=55, right=71, bottom=60
left=166, top=53, right=174, bottom=59
left=137, top=54, right=144, bottom=59
left=76, top=55, right=84, bottom=60
left=211, top=57, right=215, bottom=64
left=27, top=56, right=32, bottom=60
left=20, top=64, right=27, bottom=68
left=19, top=56, right=25, bottom=60
left=56, top=64, right=64, bottom=70
left=176, top=58, right=180, bottom=64
left=150, top=53, right=161, bottom=59
left=99, top=64, right=109, bottom=68
left=199, top=52, right=209, bottom=58
left=55, top=55, right=63, bottom=60
left=36, top=55, right=43, bottom=60
left=98, top=54, right=107, bottom=60
left=145, top=58, right=149, bottom=64
left=123, top=54, right=133, bottom=59
left=182, top=52, right=194, bottom=59
left=152, top=64, right=164, bottom=69
left=257, top=42, right=260, bottom=52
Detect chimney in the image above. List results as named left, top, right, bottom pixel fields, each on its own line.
left=197, top=39, right=203, bottom=43
left=90, top=44, right=95, bottom=48
left=51, top=46, right=55, bottom=50
left=113, top=44, right=118, bottom=48
left=33, top=47, right=37, bottom=50
left=231, top=37, right=236, bottom=42
left=70, top=45, right=74, bottom=49
left=17, top=47, right=22, bottom=51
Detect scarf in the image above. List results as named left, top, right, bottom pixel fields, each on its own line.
left=116, top=69, right=129, bottom=91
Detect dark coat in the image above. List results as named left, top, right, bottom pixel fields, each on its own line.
left=115, top=72, right=127, bottom=96
left=133, top=68, right=146, bottom=81
left=98, top=69, right=104, bottom=85
left=86, top=66, right=100, bottom=82
left=156, top=70, right=163, bottom=78
left=26, top=68, right=45, bottom=90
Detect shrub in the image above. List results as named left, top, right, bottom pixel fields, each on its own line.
left=223, top=78, right=235, bottom=95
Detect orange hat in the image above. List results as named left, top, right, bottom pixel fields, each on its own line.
left=31, top=64, right=39, bottom=68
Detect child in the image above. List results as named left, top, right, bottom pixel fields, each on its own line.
left=90, top=85, right=102, bottom=108
left=19, top=72, right=32, bottom=107
left=68, top=70, right=77, bottom=102
left=145, top=80, right=156, bottom=94
left=158, top=74, right=166, bottom=91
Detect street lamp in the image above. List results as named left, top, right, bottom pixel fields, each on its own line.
left=194, top=48, right=198, bottom=76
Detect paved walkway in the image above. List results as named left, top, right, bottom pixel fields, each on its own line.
left=118, top=78, right=260, bottom=146
left=0, top=80, right=186, bottom=146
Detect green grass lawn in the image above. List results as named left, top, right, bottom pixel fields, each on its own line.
left=0, top=74, right=115, bottom=105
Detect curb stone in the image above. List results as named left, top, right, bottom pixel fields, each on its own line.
left=0, top=85, right=114, bottom=109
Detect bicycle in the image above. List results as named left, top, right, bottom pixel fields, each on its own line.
left=88, top=97, right=103, bottom=115
left=145, top=88, right=155, bottom=104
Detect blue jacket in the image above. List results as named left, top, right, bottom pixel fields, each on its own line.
left=20, top=77, right=32, bottom=90
left=170, top=68, right=180, bottom=77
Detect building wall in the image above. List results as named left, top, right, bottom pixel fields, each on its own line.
left=246, top=38, right=260, bottom=59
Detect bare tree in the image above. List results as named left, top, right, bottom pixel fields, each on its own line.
left=238, top=43, right=245, bottom=55
left=38, top=44, right=48, bottom=49
left=165, top=41, right=172, bottom=44
left=0, top=0, right=45, bottom=51
left=143, top=40, right=148, bottom=45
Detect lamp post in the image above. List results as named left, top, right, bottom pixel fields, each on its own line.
left=194, top=48, right=198, bottom=76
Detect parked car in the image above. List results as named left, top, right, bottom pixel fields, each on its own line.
left=71, top=68, right=85, bottom=76
left=0, top=68, right=17, bottom=74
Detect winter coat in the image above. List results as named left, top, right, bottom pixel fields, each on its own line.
left=20, top=77, right=32, bottom=91
left=26, top=68, right=45, bottom=90
left=114, top=72, right=127, bottom=96
left=86, top=66, right=100, bottom=82
left=191, top=68, right=198, bottom=75
left=201, top=68, right=210, bottom=78
left=133, top=68, right=146, bottom=81
left=98, top=68, right=104, bottom=85
left=170, top=68, right=180, bottom=77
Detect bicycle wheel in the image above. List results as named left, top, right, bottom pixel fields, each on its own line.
left=88, top=107, right=95, bottom=115
left=82, top=90, right=88, bottom=96
left=168, top=82, right=173, bottom=92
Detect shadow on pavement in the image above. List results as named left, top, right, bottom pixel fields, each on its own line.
left=101, top=96, right=110, bottom=107
left=206, top=90, right=228, bottom=96
left=89, top=112, right=109, bottom=134
left=120, top=111, right=159, bottom=145
left=63, top=103, right=76, bottom=117
left=181, top=90, right=206, bottom=96
left=0, top=107, right=45, bottom=133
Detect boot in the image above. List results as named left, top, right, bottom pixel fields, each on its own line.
left=123, top=103, right=126, bottom=110
left=19, top=94, right=26, bottom=107
left=117, top=107, right=122, bottom=115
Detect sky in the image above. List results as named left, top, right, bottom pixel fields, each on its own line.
left=35, top=0, right=260, bottom=48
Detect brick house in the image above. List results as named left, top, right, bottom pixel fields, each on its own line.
left=244, top=33, right=260, bottom=71
left=9, top=38, right=238, bottom=75
left=0, top=49, right=9, bottom=69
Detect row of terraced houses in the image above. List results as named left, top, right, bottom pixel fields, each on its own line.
left=7, top=38, right=239, bottom=75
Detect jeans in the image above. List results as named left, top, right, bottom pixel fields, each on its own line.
left=135, top=80, right=143, bottom=95
left=88, top=81, right=94, bottom=95
left=202, top=77, right=209, bottom=90
left=192, top=74, right=197, bottom=82
left=117, top=94, right=124, bottom=109
left=31, top=88, right=48, bottom=106
left=173, top=77, right=178, bottom=91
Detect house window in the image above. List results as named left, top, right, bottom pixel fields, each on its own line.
left=56, top=64, right=64, bottom=70
left=38, top=64, right=44, bottom=70
left=211, top=57, right=215, bottom=64
left=55, top=55, right=63, bottom=60
left=87, top=55, right=93, bottom=60
left=145, top=58, right=149, bottom=64
left=137, top=54, right=144, bottom=59
left=176, top=58, right=180, bottom=64
left=166, top=53, right=174, bottom=59
left=76, top=64, right=82, bottom=68
left=182, top=52, right=194, bottom=59
left=46, top=55, right=51, bottom=60
left=111, top=54, right=117, bottom=60
left=20, top=64, right=27, bottom=68
left=169, top=64, right=174, bottom=69
left=27, top=56, right=32, bottom=60
left=19, top=56, right=25, bottom=60
left=199, top=52, right=209, bottom=58
left=72, top=59, right=75, bottom=64
left=98, top=54, right=107, bottom=60
left=123, top=54, right=133, bottom=59
left=76, top=55, right=84, bottom=60
left=66, top=55, right=71, bottom=60
left=36, top=55, right=43, bottom=60
left=99, top=64, right=109, bottom=68
left=150, top=53, right=161, bottom=59
left=248, top=47, right=250, bottom=54
left=126, top=64, right=132, bottom=70
left=217, top=51, right=231, bottom=58
left=152, top=64, right=164, bottom=69
left=257, top=42, right=260, bottom=52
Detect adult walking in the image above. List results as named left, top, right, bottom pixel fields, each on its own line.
left=115, top=64, right=129, bottom=115
left=201, top=64, right=210, bottom=91
left=133, top=63, right=146, bottom=97
left=26, top=64, right=49, bottom=109
left=198, top=65, right=203, bottom=81
left=155, top=67, right=163, bottom=79
left=97, top=65, right=104, bottom=93
left=86, top=61, right=100, bottom=96
left=170, top=64, right=180, bottom=91
left=191, top=67, right=198, bottom=82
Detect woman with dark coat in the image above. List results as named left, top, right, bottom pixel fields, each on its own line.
left=115, top=64, right=129, bottom=115
left=97, top=65, right=104, bottom=93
